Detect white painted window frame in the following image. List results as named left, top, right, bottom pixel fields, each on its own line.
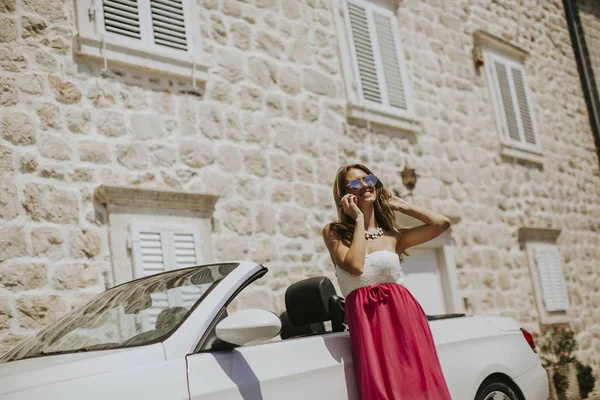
left=481, top=44, right=544, bottom=164
left=334, top=0, right=420, bottom=133
left=73, top=0, right=208, bottom=83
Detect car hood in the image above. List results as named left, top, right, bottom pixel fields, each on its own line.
left=0, top=344, right=165, bottom=395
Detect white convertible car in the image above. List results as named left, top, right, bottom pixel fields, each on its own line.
left=0, top=261, right=548, bottom=400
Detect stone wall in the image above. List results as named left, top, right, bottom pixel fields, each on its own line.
left=0, top=0, right=599, bottom=378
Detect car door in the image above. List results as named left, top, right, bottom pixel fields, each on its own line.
left=186, top=332, right=356, bottom=400
left=185, top=274, right=357, bottom=400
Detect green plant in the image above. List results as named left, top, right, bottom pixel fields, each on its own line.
left=534, top=325, right=577, bottom=367
left=576, top=361, right=596, bottom=399
left=553, top=369, right=569, bottom=397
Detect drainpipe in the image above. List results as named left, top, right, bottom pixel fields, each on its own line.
left=563, top=0, right=600, bottom=170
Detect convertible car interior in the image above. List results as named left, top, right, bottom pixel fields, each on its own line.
left=199, top=274, right=466, bottom=351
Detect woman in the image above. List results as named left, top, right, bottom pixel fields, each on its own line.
left=322, top=164, right=452, bottom=400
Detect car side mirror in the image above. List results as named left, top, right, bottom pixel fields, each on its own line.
left=216, top=309, right=282, bottom=346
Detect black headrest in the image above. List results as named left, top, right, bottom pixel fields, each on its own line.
left=279, top=311, right=326, bottom=339
left=285, top=276, right=337, bottom=327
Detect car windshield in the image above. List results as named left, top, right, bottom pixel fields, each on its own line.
left=0, top=263, right=238, bottom=363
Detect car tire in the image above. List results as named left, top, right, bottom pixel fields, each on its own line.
left=475, top=381, right=519, bottom=400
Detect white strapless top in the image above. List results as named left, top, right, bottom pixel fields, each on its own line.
left=335, top=250, right=405, bottom=297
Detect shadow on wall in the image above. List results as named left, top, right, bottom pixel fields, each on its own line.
left=577, top=0, right=600, bottom=19
left=73, top=56, right=204, bottom=105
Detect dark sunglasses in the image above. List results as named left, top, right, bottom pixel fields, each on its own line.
left=346, top=174, right=378, bottom=191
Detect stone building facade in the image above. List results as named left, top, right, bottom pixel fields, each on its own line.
left=0, top=0, right=599, bottom=379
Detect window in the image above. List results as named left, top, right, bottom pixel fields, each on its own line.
left=74, top=0, right=207, bottom=82
left=519, top=228, right=570, bottom=324
left=130, top=223, right=204, bottom=279
left=476, top=31, right=542, bottom=163
left=95, top=185, right=217, bottom=286
left=531, top=244, right=569, bottom=312
left=130, top=223, right=205, bottom=330
left=336, top=0, right=418, bottom=132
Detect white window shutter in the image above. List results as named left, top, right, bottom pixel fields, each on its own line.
left=130, top=223, right=204, bottom=329
left=493, top=60, right=522, bottom=142
left=373, top=11, right=408, bottom=110
left=511, top=67, right=537, bottom=145
left=534, top=245, right=569, bottom=312
left=170, top=226, right=204, bottom=308
left=149, top=0, right=188, bottom=51
left=345, top=0, right=411, bottom=113
left=99, top=0, right=192, bottom=55
left=130, top=225, right=169, bottom=330
left=101, top=0, right=142, bottom=40
left=130, top=226, right=169, bottom=279
left=489, top=53, right=539, bottom=147
left=346, top=1, right=382, bottom=104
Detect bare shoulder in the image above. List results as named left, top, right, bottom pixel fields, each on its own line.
left=322, top=223, right=335, bottom=243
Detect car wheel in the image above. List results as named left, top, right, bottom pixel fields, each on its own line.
left=475, top=381, right=519, bottom=400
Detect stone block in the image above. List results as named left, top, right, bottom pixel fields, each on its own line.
left=70, top=229, right=101, bottom=259
left=21, top=15, right=47, bottom=38
left=49, top=75, right=82, bottom=104
left=217, top=144, right=242, bottom=172
left=79, top=141, right=111, bottom=164
left=0, top=0, right=16, bottom=12
left=131, top=113, right=163, bottom=139
left=0, top=145, right=13, bottom=174
left=256, top=205, right=277, bottom=234
left=0, top=297, right=11, bottom=329
left=230, top=22, right=251, bottom=50
left=223, top=0, right=242, bottom=17
left=278, top=67, right=301, bottom=95
left=279, top=206, right=309, bottom=238
left=244, top=148, right=269, bottom=176
left=272, top=120, right=297, bottom=153
left=39, top=134, right=72, bottom=160
left=0, top=16, right=17, bottom=43
left=53, top=263, right=99, bottom=290
left=303, top=68, right=336, bottom=97
left=0, top=77, right=19, bottom=106
left=248, top=56, right=277, bottom=89
left=16, top=295, right=67, bottom=330
left=15, top=74, right=45, bottom=94
left=31, top=227, right=64, bottom=260
left=36, top=102, right=62, bottom=130
left=66, top=108, right=91, bottom=134
left=222, top=201, right=253, bottom=235
left=149, top=145, right=176, bottom=167
left=22, top=183, right=79, bottom=224
left=116, top=144, right=149, bottom=170
left=256, top=31, right=285, bottom=58
left=1, top=112, right=36, bottom=145
left=216, top=48, right=244, bottom=83
left=0, top=263, right=47, bottom=292
left=0, top=226, right=27, bottom=262
left=97, top=111, right=127, bottom=137
left=180, top=140, right=215, bottom=168
left=21, top=0, right=65, bottom=19
left=0, top=46, right=27, bottom=72
left=270, top=153, right=294, bottom=179
left=238, top=85, right=263, bottom=110
left=0, top=181, right=18, bottom=220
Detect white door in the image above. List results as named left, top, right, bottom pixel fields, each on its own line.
left=402, top=248, right=447, bottom=315
left=187, top=333, right=356, bottom=400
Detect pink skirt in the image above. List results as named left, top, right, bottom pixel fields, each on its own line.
left=345, top=283, right=452, bottom=400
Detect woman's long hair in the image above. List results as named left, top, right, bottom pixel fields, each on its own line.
left=329, top=164, right=402, bottom=246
